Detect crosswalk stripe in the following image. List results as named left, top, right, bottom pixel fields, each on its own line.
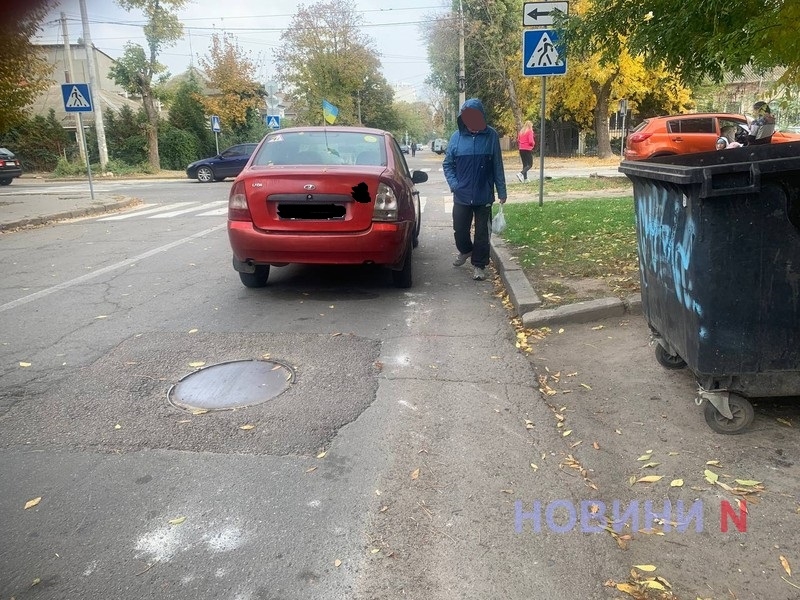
left=150, top=201, right=226, bottom=219
left=98, top=202, right=186, bottom=221
left=196, top=207, right=229, bottom=217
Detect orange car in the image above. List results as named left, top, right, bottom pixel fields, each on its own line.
left=623, top=113, right=800, bottom=160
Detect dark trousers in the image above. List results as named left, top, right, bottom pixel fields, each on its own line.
left=519, top=149, right=533, bottom=179
left=453, top=203, right=492, bottom=268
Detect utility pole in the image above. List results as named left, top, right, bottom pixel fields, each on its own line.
left=458, top=0, right=466, bottom=109
left=79, top=0, right=108, bottom=171
left=61, top=12, right=87, bottom=164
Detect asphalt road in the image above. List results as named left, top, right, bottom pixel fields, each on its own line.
left=3, top=157, right=799, bottom=599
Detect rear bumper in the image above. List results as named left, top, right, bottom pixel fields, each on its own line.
left=0, top=168, right=22, bottom=179
left=228, top=220, right=411, bottom=268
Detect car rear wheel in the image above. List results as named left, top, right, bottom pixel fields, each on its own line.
left=196, top=166, right=214, bottom=183
left=239, top=265, right=270, bottom=288
left=392, top=239, right=413, bottom=288
left=0, top=178, right=11, bottom=186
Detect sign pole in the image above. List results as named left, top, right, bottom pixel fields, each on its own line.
left=77, top=113, right=95, bottom=201
left=215, top=131, right=219, bottom=155
left=538, top=76, right=546, bottom=207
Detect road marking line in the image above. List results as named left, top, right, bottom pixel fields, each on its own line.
left=0, top=224, right=226, bottom=313
left=97, top=202, right=189, bottom=221
left=150, top=201, right=226, bottom=218
left=196, top=207, right=228, bottom=216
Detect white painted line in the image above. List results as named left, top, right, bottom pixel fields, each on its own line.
left=0, top=224, right=226, bottom=313
left=196, top=207, right=228, bottom=217
left=150, top=201, right=226, bottom=218
left=97, top=202, right=187, bottom=221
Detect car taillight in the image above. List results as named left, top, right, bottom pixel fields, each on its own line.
left=628, top=132, right=653, bottom=143
left=228, top=181, right=252, bottom=221
left=373, top=182, right=398, bottom=221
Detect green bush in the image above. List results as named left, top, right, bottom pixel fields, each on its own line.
left=158, top=124, right=200, bottom=170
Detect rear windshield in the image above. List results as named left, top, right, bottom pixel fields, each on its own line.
left=252, top=131, right=387, bottom=167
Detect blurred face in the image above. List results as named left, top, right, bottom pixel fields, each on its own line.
left=716, top=141, right=726, bottom=150
left=461, top=108, right=486, bottom=133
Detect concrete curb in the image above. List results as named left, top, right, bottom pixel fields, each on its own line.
left=491, top=236, right=642, bottom=327
left=0, top=197, right=140, bottom=232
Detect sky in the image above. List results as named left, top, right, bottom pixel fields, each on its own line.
left=36, top=0, right=449, bottom=97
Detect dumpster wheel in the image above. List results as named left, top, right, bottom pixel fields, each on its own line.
left=703, top=393, right=755, bottom=434
left=654, top=344, right=687, bottom=370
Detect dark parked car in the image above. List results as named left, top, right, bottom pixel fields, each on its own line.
left=186, top=143, right=258, bottom=183
left=227, top=126, right=428, bottom=289
left=0, top=148, right=22, bottom=185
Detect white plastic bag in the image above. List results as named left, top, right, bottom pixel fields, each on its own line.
left=491, top=205, right=507, bottom=235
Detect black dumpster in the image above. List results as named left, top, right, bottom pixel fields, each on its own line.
left=619, top=141, right=800, bottom=434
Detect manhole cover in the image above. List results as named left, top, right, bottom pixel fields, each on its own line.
left=168, top=359, right=295, bottom=411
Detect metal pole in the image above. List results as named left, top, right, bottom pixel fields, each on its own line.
left=538, top=76, right=546, bottom=207
left=78, top=113, right=95, bottom=201
left=61, top=12, right=86, bottom=164
left=215, top=131, right=219, bottom=155
left=79, top=0, right=108, bottom=172
left=458, top=0, right=466, bottom=108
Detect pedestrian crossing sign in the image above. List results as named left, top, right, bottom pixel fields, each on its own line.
left=61, top=83, right=93, bottom=112
left=266, top=115, right=281, bottom=129
left=522, top=29, right=567, bottom=76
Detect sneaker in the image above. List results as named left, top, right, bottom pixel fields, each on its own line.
left=472, top=267, right=487, bottom=280
left=516, top=172, right=524, bottom=183
left=453, top=252, right=471, bottom=267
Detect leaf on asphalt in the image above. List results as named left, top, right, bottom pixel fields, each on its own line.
left=239, top=424, right=255, bottom=430
left=168, top=516, right=186, bottom=525
left=668, top=451, right=680, bottom=456
left=570, top=440, right=582, bottom=448
left=525, top=419, right=534, bottom=429
left=670, top=479, right=684, bottom=487
left=593, top=441, right=600, bottom=450
left=191, top=409, right=208, bottom=415
left=334, top=559, right=342, bottom=567
left=188, top=328, right=198, bottom=334
left=634, top=565, right=657, bottom=572
left=558, top=328, right=564, bottom=334
left=114, top=424, right=122, bottom=430
left=32, top=578, right=41, bottom=587
left=24, top=497, right=42, bottom=510
left=735, top=479, right=761, bottom=487
left=305, top=466, right=317, bottom=473
left=562, top=430, right=572, bottom=437
left=580, top=383, right=592, bottom=390
left=777, top=417, right=793, bottom=427
left=643, top=580, right=666, bottom=590
left=370, top=548, right=380, bottom=554
left=317, top=451, right=327, bottom=459
left=188, top=361, right=205, bottom=368
left=706, top=460, right=721, bottom=466
left=629, top=475, right=637, bottom=486
left=636, top=475, right=663, bottom=484
left=379, top=505, right=388, bottom=512
left=637, top=454, right=652, bottom=461
left=95, top=315, right=108, bottom=319
left=780, top=555, right=792, bottom=577
left=501, top=489, right=514, bottom=494
left=640, top=462, right=660, bottom=469
left=615, top=429, right=622, bottom=435
left=530, top=463, right=538, bottom=471
left=410, top=468, right=420, bottom=480
left=591, top=325, right=604, bottom=330
left=615, top=582, right=638, bottom=595
left=704, top=469, right=719, bottom=484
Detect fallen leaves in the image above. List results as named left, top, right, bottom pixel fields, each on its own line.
left=24, top=497, right=42, bottom=510
left=168, top=516, right=186, bottom=525
left=238, top=424, right=255, bottom=430
left=410, top=468, right=420, bottom=480
left=634, top=475, right=663, bottom=484
left=188, top=361, right=205, bottom=368
left=19, top=361, right=32, bottom=367
left=781, top=555, right=792, bottom=577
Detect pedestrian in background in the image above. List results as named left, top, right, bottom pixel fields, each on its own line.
left=516, top=120, right=535, bottom=182
left=748, top=101, right=776, bottom=145
left=443, top=98, right=507, bottom=281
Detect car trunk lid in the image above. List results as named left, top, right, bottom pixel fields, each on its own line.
left=244, top=165, right=386, bottom=232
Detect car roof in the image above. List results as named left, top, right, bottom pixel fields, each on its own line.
left=646, top=113, right=747, bottom=121
left=268, top=126, right=390, bottom=136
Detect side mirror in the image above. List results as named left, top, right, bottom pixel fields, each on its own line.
left=411, top=170, right=428, bottom=184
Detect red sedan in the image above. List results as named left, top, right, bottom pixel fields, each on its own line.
left=227, top=126, right=427, bottom=288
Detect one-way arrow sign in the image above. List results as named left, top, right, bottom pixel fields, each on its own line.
left=523, top=2, right=569, bottom=27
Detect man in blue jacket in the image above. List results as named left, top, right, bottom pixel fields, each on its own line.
left=443, top=98, right=507, bottom=281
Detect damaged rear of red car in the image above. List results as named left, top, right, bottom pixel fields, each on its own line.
left=227, top=126, right=427, bottom=288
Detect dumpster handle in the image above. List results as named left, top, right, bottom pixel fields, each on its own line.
left=701, top=162, right=760, bottom=198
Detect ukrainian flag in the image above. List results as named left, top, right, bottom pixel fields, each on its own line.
left=322, top=99, right=339, bottom=124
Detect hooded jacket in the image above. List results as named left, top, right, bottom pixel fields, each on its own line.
left=443, top=98, right=507, bottom=206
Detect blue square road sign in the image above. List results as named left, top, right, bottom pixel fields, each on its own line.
left=61, top=83, right=93, bottom=112
left=523, top=29, right=567, bottom=76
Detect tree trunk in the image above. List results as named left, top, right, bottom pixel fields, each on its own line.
left=590, top=72, right=618, bottom=159
left=141, top=89, right=160, bottom=170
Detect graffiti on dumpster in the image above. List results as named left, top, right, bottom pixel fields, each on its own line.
left=636, top=183, right=703, bottom=320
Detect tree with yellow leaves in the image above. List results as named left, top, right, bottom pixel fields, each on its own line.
left=197, top=34, right=266, bottom=139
